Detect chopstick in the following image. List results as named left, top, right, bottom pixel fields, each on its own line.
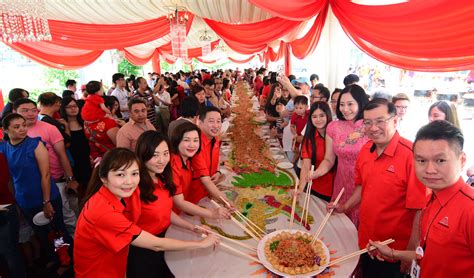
left=210, top=200, right=261, bottom=242
left=301, top=166, right=315, bottom=226
left=201, top=234, right=261, bottom=264
left=327, top=239, right=395, bottom=267
left=288, top=180, right=299, bottom=229
left=219, top=196, right=266, bottom=236
left=311, top=188, right=345, bottom=244
left=195, top=225, right=257, bottom=252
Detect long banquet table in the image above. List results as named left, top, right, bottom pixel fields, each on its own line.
left=165, top=83, right=360, bottom=277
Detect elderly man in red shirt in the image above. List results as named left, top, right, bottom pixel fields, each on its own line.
left=329, top=98, right=427, bottom=277
left=369, top=120, right=474, bottom=278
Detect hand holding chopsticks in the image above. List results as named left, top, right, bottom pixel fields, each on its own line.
left=201, top=234, right=261, bottom=264
left=327, top=239, right=395, bottom=267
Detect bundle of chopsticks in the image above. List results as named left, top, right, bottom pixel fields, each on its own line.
left=289, top=166, right=345, bottom=244
left=205, top=197, right=269, bottom=263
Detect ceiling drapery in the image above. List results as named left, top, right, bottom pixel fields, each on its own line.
left=1, top=0, right=472, bottom=71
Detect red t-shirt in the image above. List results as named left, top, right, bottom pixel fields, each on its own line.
left=291, top=110, right=309, bottom=136
left=171, top=154, right=192, bottom=197
left=137, top=178, right=173, bottom=235
left=301, top=132, right=334, bottom=197
left=261, top=85, right=271, bottom=99
left=0, top=153, right=15, bottom=205
left=81, top=94, right=106, bottom=121
left=355, top=132, right=428, bottom=251
left=74, top=186, right=142, bottom=278
left=189, top=133, right=220, bottom=204
left=254, top=76, right=263, bottom=96
left=419, top=178, right=474, bottom=278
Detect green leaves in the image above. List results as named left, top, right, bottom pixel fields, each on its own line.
left=232, top=170, right=293, bottom=188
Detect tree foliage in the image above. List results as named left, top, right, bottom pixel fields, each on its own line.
left=118, top=58, right=142, bottom=77
left=43, top=68, right=79, bottom=87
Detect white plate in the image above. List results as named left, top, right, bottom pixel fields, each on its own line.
left=221, top=121, right=230, bottom=134
left=277, top=161, right=293, bottom=169
left=33, top=212, right=51, bottom=226
left=273, top=154, right=285, bottom=160
left=257, top=229, right=330, bottom=278
left=269, top=147, right=281, bottom=154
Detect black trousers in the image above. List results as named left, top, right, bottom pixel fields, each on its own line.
left=127, top=230, right=174, bottom=278
left=361, top=253, right=408, bottom=278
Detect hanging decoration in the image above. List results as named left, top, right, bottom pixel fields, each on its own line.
left=167, top=5, right=189, bottom=59
left=200, top=28, right=212, bottom=56
left=0, top=0, right=51, bottom=43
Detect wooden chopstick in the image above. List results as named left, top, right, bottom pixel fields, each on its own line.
left=201, top=234, right=261, bottom=264
left=302, top=166, right=315, bottom=226
left=289, top=181, right=299, bottom=229
left=195, top=225, right=257, bottom=252
left=311, top=188, right=345, bottom=243
left=327, top=239, right=395, bottom=267
left=219, top=196, right=266, bottom=236
left=210, top=200, right=261, bottom=241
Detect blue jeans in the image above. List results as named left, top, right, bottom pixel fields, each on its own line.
left=20, top=196, right=72, bottom=263
left=0, top=204, right=26, bottom=278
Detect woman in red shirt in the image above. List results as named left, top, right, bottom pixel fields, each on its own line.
left=298, top=102, right=334, bottom=202
left=74, top=148, right=218, bottom=278
left=129, top=131, right=219, bottom=277
left=169, top=122, right=230, bottom=218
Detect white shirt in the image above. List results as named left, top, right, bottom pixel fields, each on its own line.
left=111, top=87, right=129, bottom=119
left=157, top=91, right=171, bottom=108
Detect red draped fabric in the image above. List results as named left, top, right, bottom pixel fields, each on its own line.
left=195, top=57, right=217, bottom=64
left=123, top=49, right=157, bottom=66
left=249, top=0, right=325, bottom=21
left=290, top=2, right=328, bottom=59
left=204, top=17, right=302, bottom=54
left=6, top=42, right=103, bottom=69
left=151, top=51, right=161, bottom=74
left=228, top=55, right=255, bottom=64
left=330, top=0, right=474, bottom=71
left=265, top=41, right=285, bottom=62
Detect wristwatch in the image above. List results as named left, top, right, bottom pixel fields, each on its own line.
left=66, top=176, right=76, bottom=182
left=43, top=199, right=51, bottom=205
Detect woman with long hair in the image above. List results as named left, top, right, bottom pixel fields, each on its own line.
left=428, top=100, right=461, bottom=128
left=298, top=102, right=334, bottom=202
left=74, top=148, right=218, bottom=278
left=264, top=83, right=283, bottom=127
left=169, top=122, right=230, bottom=218
left=60, top=97, right=91, bottom=194
left=129, top=131, right=219, bottom=277
left=311, top=85, right=369, bottom=226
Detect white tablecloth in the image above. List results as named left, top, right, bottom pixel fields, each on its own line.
left=166, top=194, right=359, bottom=277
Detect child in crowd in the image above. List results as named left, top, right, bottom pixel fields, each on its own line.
left=290, top=95, right=309, bottom=176
left=81, top=81, right=112, bottom=122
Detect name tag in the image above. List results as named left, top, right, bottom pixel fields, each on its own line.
left=410, top=260, right=420, bottom=278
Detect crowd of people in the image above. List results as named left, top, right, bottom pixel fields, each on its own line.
left=0, top=67, right=472, bottom=278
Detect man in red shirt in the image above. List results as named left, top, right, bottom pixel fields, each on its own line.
left=369, top=120, right=474, bottom=278
left=189, top=106, right=231, bottom=205
left=329, top=98, right=427, bottom=277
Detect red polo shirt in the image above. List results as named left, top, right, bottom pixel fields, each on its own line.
left=189, top=133, right=220, bottom=204
left=291, top=110, right=309, bottom=136
left=419, top=178, right=474, bottom=278
left=171, top=153, right=192, bottom=197
left=74, top=186, right=142, bottom=278
left=301, top=132, right=334, bottom=197
left=355, top=132, right=427, bottom=251
left=137, top=178, right=173, bottom=235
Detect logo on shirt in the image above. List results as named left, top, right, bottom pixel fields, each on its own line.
left=386, top=165, right=395, bottom=173
left=438, top=216, right=449, bottom=227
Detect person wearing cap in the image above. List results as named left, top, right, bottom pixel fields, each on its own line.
left=329, top=98, right=427, bottom=277
left=369, top=120, right=474, bottom=278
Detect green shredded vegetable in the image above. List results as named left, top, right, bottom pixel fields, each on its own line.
left=269, top=240, right=280, bottom=252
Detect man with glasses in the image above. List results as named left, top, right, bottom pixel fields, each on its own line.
left=111, top=73, right=129, bottom=120
left=328, top=98, right=427, bottom=277
left=310, top=85, right=330, bottom=105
